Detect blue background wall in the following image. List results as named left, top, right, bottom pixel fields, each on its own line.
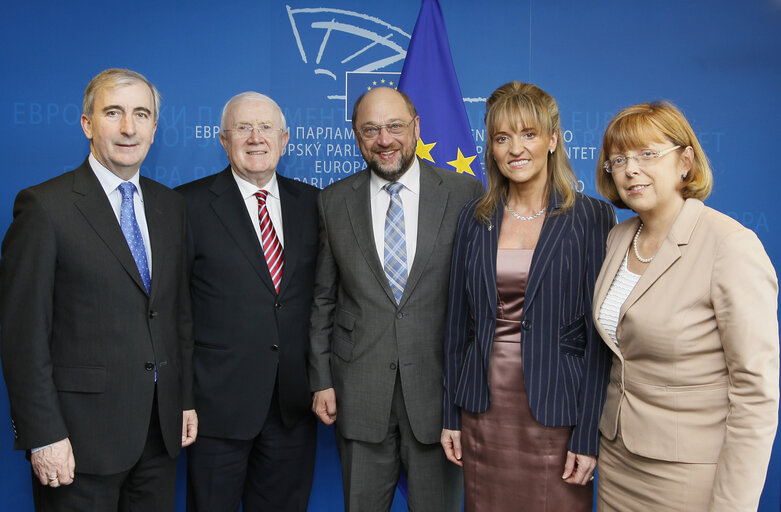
left=1, top=1, right=780, bottom=510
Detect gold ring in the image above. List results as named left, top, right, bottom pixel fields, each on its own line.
left=48, top=476, right=58, bottom=482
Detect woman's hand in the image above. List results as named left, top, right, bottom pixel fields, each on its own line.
left=562, top=450, right=596, bottom=485
left=441, top=428, right=464, bottom=467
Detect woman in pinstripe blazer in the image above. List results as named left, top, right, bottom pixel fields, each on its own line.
left=441, top=82, right=615, bottom=511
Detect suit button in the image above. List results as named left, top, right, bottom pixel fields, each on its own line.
left=270, top=344, right=279, bottom=352
left=521, top=320, right=531, bottom=330
left=396, top=312, right=403, bottom=319
left=144, top=362, right=155, bottom=371
left=149, top=310, right=158, bottom=319
left=390, top=363, right=397, bottom=370
left=274, top=303, right=283, bottom=309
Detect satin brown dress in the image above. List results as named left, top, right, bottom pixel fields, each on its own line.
left=461, top=249, right=593, bottom=512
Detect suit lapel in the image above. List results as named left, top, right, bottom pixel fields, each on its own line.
left=140, top=178, right=166, bottom=299
left=72, top=162, right=148, bottom=295
left=277, top=176, right=302, bottom=296
left=401, top=162, right=447, bottom=307
left=524, top=190, right=569, bottom=309
left=481, top=208, right=500, bottom=316
left=209, top=167, right=277, bottom=295
left=345, top=171, right=397, bottom=303
left=619, top=199, right=701, bottom=323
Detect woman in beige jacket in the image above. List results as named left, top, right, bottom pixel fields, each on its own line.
left=592, top=101, right=778, bottom=512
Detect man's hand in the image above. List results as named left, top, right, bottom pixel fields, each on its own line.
left=561, top=450, right=596, bottom=485
left=31, top=438, right=75, bottom=487
left=181, top=409, right=198, bottom=447
left=440, top=429, right=464, bottom=467
left=311, top=388, right=337, bottom=425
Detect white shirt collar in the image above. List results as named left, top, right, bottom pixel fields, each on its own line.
left=369, top=157, right=421, bottom=197
left=232, top=169, right=280, bottom=200
left=89, top=153, right=144, bottom=201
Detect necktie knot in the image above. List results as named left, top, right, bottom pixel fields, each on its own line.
left=384, top=182, right=403, bottom=196
left=255, top=190, right=269, bottom=205
left=119, top=181, right=136, bottom=201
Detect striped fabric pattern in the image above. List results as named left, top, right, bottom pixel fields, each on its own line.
left=255, top=190, right=284, bottom=293
left=444, top=191, right=616, bottom=455
left=597, top=253, right=640, bottom=346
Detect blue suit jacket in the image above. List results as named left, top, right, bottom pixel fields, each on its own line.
left=443, top=190, right=615, bottom=455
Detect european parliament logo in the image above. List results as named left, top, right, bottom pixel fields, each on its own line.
left=344, top=71, right=400, bottom=121
left=286, top=6, right=409, bottom=103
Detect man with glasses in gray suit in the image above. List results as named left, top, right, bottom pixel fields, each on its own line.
left=309, top=86, right=483, bottom=511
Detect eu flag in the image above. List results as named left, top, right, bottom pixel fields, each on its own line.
left=398, top=0, right=484, bottom=185
left=345, top=72, right=401, bottom=121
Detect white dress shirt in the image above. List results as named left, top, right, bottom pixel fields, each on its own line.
left=232, top=170, right=285, bottom=248
left=370, top=158, right=420, bottom=269
left=89, top=153, right=152, bottom=275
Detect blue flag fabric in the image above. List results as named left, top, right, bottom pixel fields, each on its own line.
left=398, top=0, right=484, bottom=185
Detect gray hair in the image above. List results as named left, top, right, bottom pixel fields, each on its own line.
left=83, top=68, right=161, bottom=121
left=220, top=91, right=288, bottom=132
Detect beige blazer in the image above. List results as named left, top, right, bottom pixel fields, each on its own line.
left=593, top=198, right=779, bottom=511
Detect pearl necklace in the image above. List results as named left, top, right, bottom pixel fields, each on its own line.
left=506, top=203, right=546, bottom=221
left=633, top=222, right=654, bottom=263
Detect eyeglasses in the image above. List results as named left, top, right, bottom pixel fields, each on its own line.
left=603, top=145, right=681, bottom=173
left=224, top=123, right=285, bottom=138
left=357, top=119, right=415, bottom=140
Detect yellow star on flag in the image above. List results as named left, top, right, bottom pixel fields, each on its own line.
left=447, top=148, right=476, bottom=176
left=415, top=138, right=437, bottom=163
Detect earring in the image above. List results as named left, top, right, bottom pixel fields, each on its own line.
left=549, top=149, right=554, bottom=154
left=682, top=172, right=689, bottom=180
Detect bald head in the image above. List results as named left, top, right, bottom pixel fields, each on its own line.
left=351, top=87, right=417, bottom=129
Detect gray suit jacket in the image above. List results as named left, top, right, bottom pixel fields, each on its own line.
left=308, top=160, right=483, bottom=444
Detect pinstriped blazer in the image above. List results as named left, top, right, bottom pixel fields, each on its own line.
left=443, top=190, right=615, bottom=455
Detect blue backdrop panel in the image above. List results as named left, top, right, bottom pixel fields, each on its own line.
left=1, top=1, right=780, bottom=510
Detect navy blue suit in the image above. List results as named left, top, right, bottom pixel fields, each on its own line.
left=443, top=190, right=615, bottom=455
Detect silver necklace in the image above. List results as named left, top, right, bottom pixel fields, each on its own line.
left=506, top=203, right=546, bottom=221
left=633, top=222, right=654, bottom=263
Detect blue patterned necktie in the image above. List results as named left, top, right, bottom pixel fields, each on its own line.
left=383, top=182, right=408, bottom=304
left=118, top=182, right=151, bottom=294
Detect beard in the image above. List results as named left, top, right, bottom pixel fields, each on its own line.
left=364, top=144, right=416, bottom=182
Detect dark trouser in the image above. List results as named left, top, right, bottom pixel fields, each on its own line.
left=186, top=386, right=317, bottom=512
left=32, top=395, right=176, bottom=512
left=335, top=373, right=463, bottom=512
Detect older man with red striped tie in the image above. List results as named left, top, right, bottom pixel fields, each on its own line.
left=176, top=92, right=320, bottom=512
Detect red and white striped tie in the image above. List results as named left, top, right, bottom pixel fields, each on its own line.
left=254, top=190, right=284, bottom=293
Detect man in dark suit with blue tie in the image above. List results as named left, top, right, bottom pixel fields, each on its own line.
left=177, top=92, right=319, bottom=512
left=0, top=68, right=197, bottom=511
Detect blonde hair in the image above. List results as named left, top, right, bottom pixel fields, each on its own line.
left=475, top=81, right=577, bottom=224
left=596, top=101, right=712, bottom=209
